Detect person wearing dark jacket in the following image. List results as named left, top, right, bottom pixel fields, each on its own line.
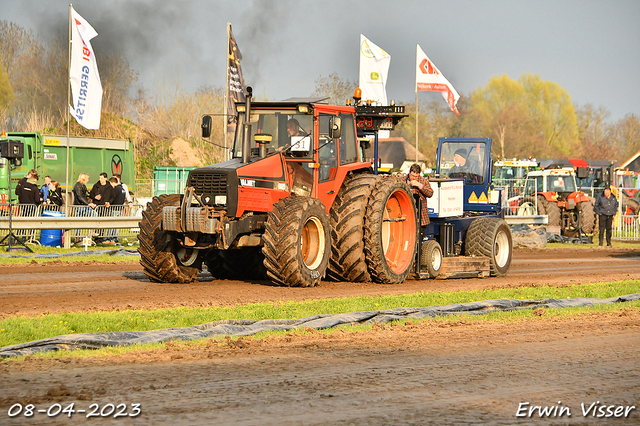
left=15, top=169, right=37, bottom=198
left=46, top=181, right=64, bottom=207
left=17, top=173, right=42, bottom=206
left=104, top=177, right=127, bottom=244
left=73, top=173, right=93, bottom=207
left=89, top=173, right=114, bottom=244
left=73, top=173, right=95, bottom=243
left=594, top=187, right=618, bottom=247
left=89, top=173, right=114, bottom=208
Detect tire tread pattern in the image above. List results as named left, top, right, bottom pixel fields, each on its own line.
left=327, top=173, right=379, bottom=282
left=137, top=194, right=199, bottom=283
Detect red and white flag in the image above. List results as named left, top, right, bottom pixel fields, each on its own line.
left=416, top=44, right=459, bottom=115
left=69, top=7, right=103, bottom=129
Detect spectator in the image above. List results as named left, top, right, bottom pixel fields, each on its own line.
left=17, top=171, right=42, bottom=207
left=113, top=173, right=133, bottom=204
left=40, top=175, right=52, bottom=203
left=105, top=177, right=126, bottom=245
left=89, top=172, right=114, bottom=244
left=594, top=187, right=618, bottom=247
left=46, top=180, right=64, bottom=208
left=15, top=169, right=37, bottom=198
left=73, top=173, right=95, bottom=244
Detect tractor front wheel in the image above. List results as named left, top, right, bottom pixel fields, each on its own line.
left=138, top=194, right=202, bottom=283
left=421, top=240, right=443, bottom=279
left=262, top=197, right=331, bottom=287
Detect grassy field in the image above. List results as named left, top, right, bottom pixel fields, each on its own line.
left=1, top=280, right=638, bottom=350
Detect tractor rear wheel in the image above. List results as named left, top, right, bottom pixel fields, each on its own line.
left=138, top=194, right=202, bottom=283
left=364, top=177, right=417, bottom=284
left=262, top=197, right=331, bottom=287
left=578, top=201, right=596, bottom=234
left=466, top=217, right=512, bottom=277
left=327, top=173, right=379, bottom=282
left=535, top=195, right=547, bottom=216
left=545, top=200, right=561, bottom=227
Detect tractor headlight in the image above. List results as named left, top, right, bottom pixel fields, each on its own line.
left=214, top=195, right=227, bottom=205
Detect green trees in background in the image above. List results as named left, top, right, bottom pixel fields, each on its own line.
left=1, top=20, right=639, bottom=177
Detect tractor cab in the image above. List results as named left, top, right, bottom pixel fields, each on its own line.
left=436, top=138, right=501, bottom=213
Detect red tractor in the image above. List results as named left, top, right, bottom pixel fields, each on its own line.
left=138, top=88, right=417, bottom=286
left=520, top=167, right=596, bottom=235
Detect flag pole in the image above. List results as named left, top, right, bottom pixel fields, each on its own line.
left=223, top=23, right=230, bottom=161
left=415, top=44, right=419, bottom=163
left=64, top=4, right=72, bottom=248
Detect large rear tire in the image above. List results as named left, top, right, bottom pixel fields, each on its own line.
left=262, top=197, right=331, bottom=287
left=327, top=173, right=379, bottom=282
left=364, top=177, right=417, bottom=284
left=138, top=194, right=202, bottom=283
left=544, top=200, right=561, bottom=227
left=578, top=201, right=596, bottom=234
left=466, top=217, right=512, bottom=277
left=535, top=195, right=547, bottom=216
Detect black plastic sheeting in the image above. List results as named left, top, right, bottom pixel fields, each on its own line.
left=0, top=249, right=140, bottom=258
left=1, top=294, right=639, bottom=358
left=510, top=224, right=593, bottom=248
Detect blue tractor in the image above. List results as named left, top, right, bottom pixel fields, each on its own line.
left=414, top=137, right=513, bottom=279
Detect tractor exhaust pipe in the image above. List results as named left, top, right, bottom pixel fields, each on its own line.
left=242, top=86, right=253, bottom=164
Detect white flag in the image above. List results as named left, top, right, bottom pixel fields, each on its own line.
left=359, top=34, right=390, bottom=105
left=416, top=44, right=460, bottom=115
left=69, top=7, right=103, bottom=129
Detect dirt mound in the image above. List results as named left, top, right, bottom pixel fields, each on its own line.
left=170, top=138, right=204, bottom=167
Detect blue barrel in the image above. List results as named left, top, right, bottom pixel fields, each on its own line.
left=40, top=210, right=65, bottom=247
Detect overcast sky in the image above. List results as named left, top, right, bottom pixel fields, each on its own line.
left=3, top=0, right=639, bottom=121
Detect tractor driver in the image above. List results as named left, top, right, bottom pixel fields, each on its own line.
left=448, top=148, right=482, bottom=183
left=287, top=118, right=303, bottom=137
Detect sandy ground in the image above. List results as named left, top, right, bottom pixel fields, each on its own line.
left=0, top=247, right=639, bottom=424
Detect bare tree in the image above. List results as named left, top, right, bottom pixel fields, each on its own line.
left=312, top=73, right=356, bottom=105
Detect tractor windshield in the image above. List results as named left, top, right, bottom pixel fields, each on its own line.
left=439, top=141, right=486, bottom=184
left=546, top=175, right=576, bottom=193
left=233, top=110, right=314, bottom=159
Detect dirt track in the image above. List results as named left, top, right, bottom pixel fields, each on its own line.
left=1, top=247, right=639, bottom=318
left=1, top=247, right=639, bottom=425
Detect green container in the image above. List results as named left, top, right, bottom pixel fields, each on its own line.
left=153, top=166, right=196, bottom=196
left=0, top=133, right=136, bottom=203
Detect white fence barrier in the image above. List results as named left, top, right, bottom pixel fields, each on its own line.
left=0, top=204, right=144, bottom=246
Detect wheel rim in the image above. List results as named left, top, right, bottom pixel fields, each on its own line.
left=381, top=189, right=416, bottom=273
left=301, top=216, right=325, bottom=270
left=432, top=247, right=442, bottom=271
left=517, top=202, right=535, bottom=216
left=176, top=247, right=199, bottom=266
left=494, top=230, right=510, bottom=268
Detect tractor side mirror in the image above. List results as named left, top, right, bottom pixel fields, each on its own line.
left=201, top=115, right=212, bottom=138
left=329, top=116, right=342, bottom=139
left=576, top=166, right=589, bottom=179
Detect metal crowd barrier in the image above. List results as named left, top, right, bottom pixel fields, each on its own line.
left=0, top=203, right=145, bottom=247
